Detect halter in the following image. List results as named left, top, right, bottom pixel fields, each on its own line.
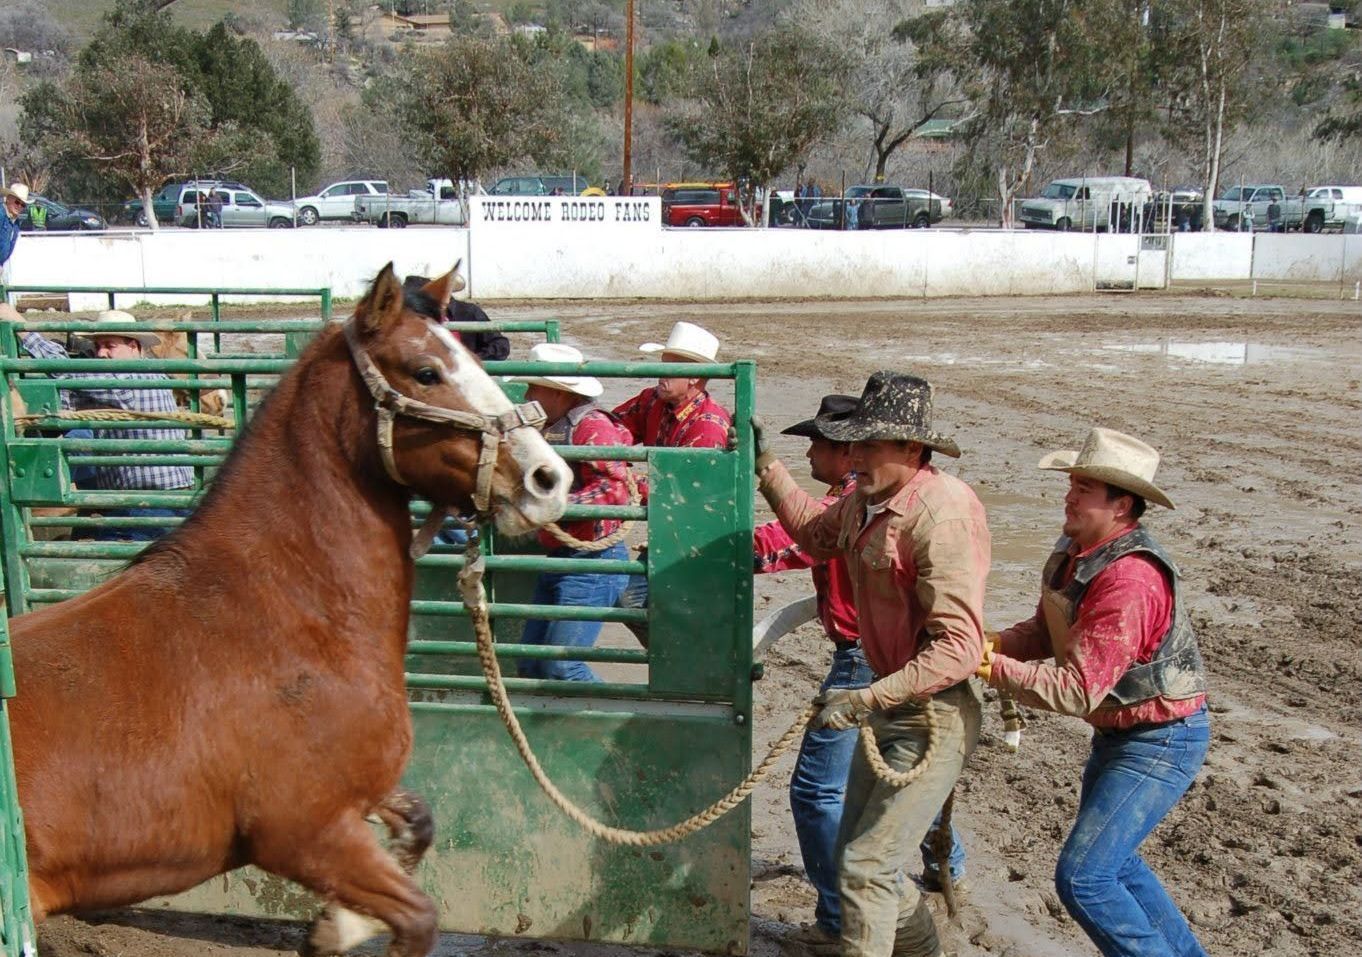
left=343, top=317, right=546, bottom=550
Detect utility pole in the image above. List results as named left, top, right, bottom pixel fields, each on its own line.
left=622, top=0, right=635, bottom=194
left=327, top=0, right=335, bottom=61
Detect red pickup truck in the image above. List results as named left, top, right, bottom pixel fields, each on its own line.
left=662, top=183, right=745, bottom=227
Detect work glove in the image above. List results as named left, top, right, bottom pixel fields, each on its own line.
left=752, top=415, right=777, bottom=474
left=976, top=630, right=1000, bottom=683
left=810, top=688, right=873, bottom=731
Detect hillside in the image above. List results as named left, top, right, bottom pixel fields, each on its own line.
left=45, top=0, right=291, bottom=40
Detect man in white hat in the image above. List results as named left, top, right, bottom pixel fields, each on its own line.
left=978, top=427, right=1209, bottom=957
left=510, top=343, right=634, bottom=682
left=0, top=183, right=31, bottom=269
left=14, top=307, right=193, bottom=540
left=612, top=320, right=732, bottom=449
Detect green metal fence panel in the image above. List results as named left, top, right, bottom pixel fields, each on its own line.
left=0, top=307, right=756, bottom=954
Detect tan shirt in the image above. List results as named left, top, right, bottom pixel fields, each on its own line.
left=760, top=461, right=991, bottom=708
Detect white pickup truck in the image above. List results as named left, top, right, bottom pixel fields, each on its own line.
left=353, top=188, right=468, bottom=228
left=1211, top=184, right=1360, bottom=233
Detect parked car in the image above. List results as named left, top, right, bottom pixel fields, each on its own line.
left=1301, top=185, right=1362, bottom=231
left=661, top=182, right=745, bottom=227
left=1019, top=176, right=1153, bottom=230
left=353, top=190, right=466, bottom=227
left=292, top=180, right=388, bottom=225
left=1208, top=184, right=1348, bottom=232
left=903, top=189, right=953, bottom=222
left=176, top=184, right=294, bottom=228
left=123, top=179, right=248, bottom=226
left=807, top=185, right=944, bottom=229
left=19, top=195, right=106, bottom=232
left=488, top=174, right=588, bottom=197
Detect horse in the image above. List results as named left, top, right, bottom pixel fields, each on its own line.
left=7, top=264, right=572, bottom=957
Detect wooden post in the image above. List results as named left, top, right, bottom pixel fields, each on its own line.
left=622, top=0, right=635, bottom=195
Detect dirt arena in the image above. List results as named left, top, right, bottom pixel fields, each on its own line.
left=37, top=293, right=1361, bottom=957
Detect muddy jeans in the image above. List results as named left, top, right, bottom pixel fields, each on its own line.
left=836, top=681, right=981, bottom=957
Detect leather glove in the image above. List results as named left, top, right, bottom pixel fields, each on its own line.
left=810, top=688, right=873, bottom=731
left=976, top=630, right=1000, bottom=683
left=752, top=415, right=777, bottom=474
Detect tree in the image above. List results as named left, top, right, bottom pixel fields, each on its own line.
left=665, top=30, right=850, bottom=223
left=1158, top=0, right=1264, bottom=228
left=288, top=0, right=326, bottom=32
left=29, top=56, right=210, bottom=232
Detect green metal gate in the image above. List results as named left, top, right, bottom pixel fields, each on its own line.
left=0, top=296, right=758, bottom=954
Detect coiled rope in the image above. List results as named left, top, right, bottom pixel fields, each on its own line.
left=16, top=408, right=234, bottom=430
left=540, top=466, right=641, bottom=552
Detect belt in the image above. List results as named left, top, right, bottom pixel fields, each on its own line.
left=829, top=637, right=860, bottom=650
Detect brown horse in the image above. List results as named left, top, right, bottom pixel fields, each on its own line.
left=8, top=265, right=571, bottom=956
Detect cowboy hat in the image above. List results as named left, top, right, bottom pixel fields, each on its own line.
left=816, top=372, right=961, bottom=457
left=509, top=342, right=603, bottom=398
left=74, top=310, right=161, bottom=350
left=2, top=184, right=30, bottom=206
left=782, top=394, right=857, bottom=438
left=639, top=321, right=719, bottom=364
left=1038, top=427, right=1174, bottom=509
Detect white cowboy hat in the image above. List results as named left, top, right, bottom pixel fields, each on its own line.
left=2, top=183, right=30, bottom=206
left=1038, top=427, right=1174, bottom=509
left=639, top=321, right=719, bottom=364
left=74, top=310, right=162, bottom=350
left=509, top=342, right=603, bottom=398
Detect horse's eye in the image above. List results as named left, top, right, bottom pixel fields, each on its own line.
left=414, top=367, right=442, bottom=387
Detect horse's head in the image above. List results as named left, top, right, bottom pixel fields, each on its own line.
left=349, top=264, right=570, bottom=536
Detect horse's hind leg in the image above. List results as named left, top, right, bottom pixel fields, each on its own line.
left=306, top=790, right=435, bottom=955
left=261, top=808, right=437, bottom=957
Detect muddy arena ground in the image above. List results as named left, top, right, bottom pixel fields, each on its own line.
left=37, top=293, right=1361, bottom=957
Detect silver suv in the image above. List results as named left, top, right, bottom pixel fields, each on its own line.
left=176, top=183, right=295, bottom=229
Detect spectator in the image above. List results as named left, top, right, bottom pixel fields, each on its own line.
left=508, top=343, right=633, bottom=682
left=1, top=183, right=31, bottom=270
left=13, top=308, right=194, bottom=541
left=1267, top=200, right=1284, bottom=233
left=402, top=274, right=510, bottom=362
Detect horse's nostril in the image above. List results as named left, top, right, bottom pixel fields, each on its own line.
left=530, top=464, right=561, bottom=497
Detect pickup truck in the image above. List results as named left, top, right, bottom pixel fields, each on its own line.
left=806, top=185, right=945, bottom=229
left=1211, top=185, right=1343, bottom=233
left=353, top=190, right=468, bottom=227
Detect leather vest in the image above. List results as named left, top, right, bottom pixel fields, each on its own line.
left=543, top=401, right=600, bottom=447
left=1041, top=526, right=1207, bottom=707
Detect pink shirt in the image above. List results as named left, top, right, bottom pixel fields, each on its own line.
left=990, top=525, right=1207, bottom=730
left=760, top=462, right=990, bottom=708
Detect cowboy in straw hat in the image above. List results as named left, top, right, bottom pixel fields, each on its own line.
left=16, top=308, right=193, bottom=540
left=507, top=343, right=634, bottom=682
left=612, top=320, right=732, bottom=449
left=756, top=393, right=966, bottom=955
left=1, top=183, right=31, bottom=269
left=977, top=427, right=1209, bottom=957
left=753, top=371, right=990, bottom=957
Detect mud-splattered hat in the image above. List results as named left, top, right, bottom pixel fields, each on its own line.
left=815, top=372, right=961, bottom=457
left=781, top=394, right=857, bottom=439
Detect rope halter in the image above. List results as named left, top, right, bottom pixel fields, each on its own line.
left=342, top=316, right=547, bottom=538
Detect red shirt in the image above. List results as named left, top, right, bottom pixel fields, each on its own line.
left=612, top=387, right=732, bottom=449
left=991, top=524, right=1207, bottom=730
left=538, top=408, right=635, bottom=551
left=753, top=476, right=858, bottom=644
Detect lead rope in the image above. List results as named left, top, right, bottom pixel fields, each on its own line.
left=458, top=538, right=938, bottom=845
left=540, top=467, right=642, bottom=552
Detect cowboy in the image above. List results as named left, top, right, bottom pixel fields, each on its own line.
left=402, top=273, right=511, bottom=362
left=14, top=308, right=193, bottom=540
left=510, top=343, right=634, bottom=682
left=1, top=183, right=31, bottom=269
left=978, top=427, right=1209, bottom=957
left=756, top=394, right=966, bottom=954
left=754, top=372, right=989, bottom=957
left=612, top=320, right=732, bottom=449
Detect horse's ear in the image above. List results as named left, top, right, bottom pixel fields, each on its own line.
left=421, top=263, right=465, bottom=311
left=356, top=263, right=405, bottom=334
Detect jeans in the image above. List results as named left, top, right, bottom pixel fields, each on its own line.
left=1055, top=707, right=1210, bottom=957
left=791, top=646, right=967, bottom=937
left=89, top=506, right=188, bottom=542
left=616, top=570, right=650, bottom=647
left=64, top=428, right=98, bottom=487
left=517, top=542, right=628, bottom=683
left=837, top=682, right=981, bottom=957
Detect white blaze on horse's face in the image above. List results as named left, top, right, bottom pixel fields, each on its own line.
left=426, top=322, right=571, bottom=535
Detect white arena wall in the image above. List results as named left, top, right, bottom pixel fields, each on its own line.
left=5, top=196, right=1358, bottom=304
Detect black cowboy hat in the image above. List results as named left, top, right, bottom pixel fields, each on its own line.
left=781, top=394, right=858, bottom=438
left=816, top=372, right=961, bottom=457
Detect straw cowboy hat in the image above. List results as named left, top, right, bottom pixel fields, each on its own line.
left=509, top=342, right=603, bottom=398
left=1038, top=427, right=1175, bottom=509
left=1, top=184, right=30, bottom=206
left=75, top=310, right=161, bottom=350
left=639, top=321, right=719, bottom=363
left=816, top=372, right=961, bottom=457
left=782, top=394, right=857, bottom=438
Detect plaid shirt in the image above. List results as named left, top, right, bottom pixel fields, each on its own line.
left=21, top=332, right=194, bottom=491
left=538, top=404, right=634, bottom=550
left=612, top=387, right=732, bottom=449
left=753, top=475, right=859, bottom=644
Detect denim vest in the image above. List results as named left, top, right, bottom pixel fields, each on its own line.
left=1041, top=526, right=1207, bottom=707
